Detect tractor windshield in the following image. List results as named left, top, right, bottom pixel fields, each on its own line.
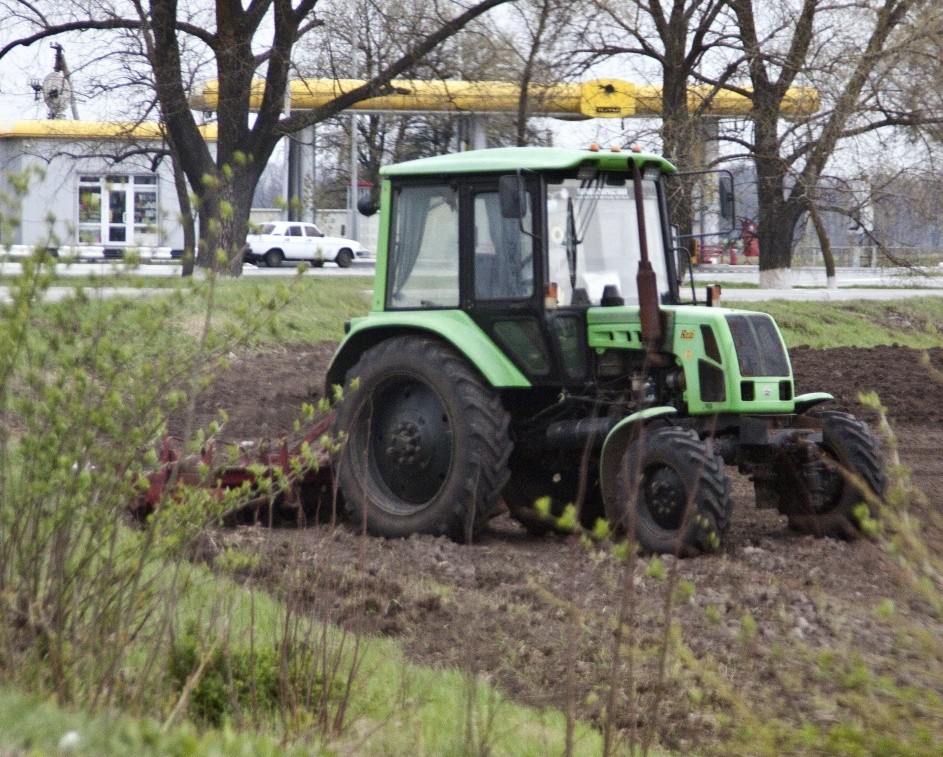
left=546, top=173, right=669, bottom=306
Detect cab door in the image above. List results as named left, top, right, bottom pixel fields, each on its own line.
left=461, top=180, right=589, bottom=386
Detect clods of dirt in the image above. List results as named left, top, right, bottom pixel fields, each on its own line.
left=190, top=343, right=943, bottom=752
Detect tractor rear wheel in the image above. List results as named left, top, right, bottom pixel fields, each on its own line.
left=333, top=336, right=511, bottom=542
left=609, top=426, right=731, bottom=555
left=779, top=409, right=885, bottom=538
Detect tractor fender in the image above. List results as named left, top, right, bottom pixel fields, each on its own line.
left=325, top=312, right=531, bottom=396
left=793, top=392, right=833, bottom=413
left=599, top=407, right=678, bottom=511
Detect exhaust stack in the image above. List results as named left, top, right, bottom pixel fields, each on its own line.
left=632, top=161, right=662, bottom=348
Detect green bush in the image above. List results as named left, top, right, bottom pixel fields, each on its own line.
left=0, top=173, right=294, bottom=712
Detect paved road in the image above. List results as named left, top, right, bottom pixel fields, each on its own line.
left=2, top=261, right=942, bottom=302
left=0, top=260, right=374, bottom=301
left=684, top=264, right=943, bottom=301
left=0, top=260, right=376, bottom=279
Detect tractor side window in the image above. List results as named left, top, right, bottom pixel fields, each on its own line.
left=473, top=191, right=534, bottom=301
left=389, top=184, right=459, bottom=308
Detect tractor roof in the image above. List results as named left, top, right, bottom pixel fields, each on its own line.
left=380, top=146, right=676, bottom=177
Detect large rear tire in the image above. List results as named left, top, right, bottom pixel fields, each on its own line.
left=608, top=426, right=731, bottom=556
left=333, top=336, right=512, bottom=542
left=779, top=409, right=885, bottom=538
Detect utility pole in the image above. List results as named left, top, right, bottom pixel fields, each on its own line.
left=349, top=54, right=359, bottom=241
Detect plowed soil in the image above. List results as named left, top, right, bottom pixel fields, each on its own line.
left=188, top=343, right=943, bottom=753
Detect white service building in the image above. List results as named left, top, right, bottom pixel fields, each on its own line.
left=0, top=121, right=217, bottom=260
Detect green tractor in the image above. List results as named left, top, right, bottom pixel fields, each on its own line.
left=326, top=146, right=885, bottom=554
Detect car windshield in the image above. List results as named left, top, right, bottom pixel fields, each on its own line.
left=546, top=173, right=669, bottom=306
left=259, top=224, right=275, bottom=234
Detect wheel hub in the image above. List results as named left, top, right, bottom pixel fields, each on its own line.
left=370, top=378, right=452, bottom=506
left=644, top=467, right=687, bottom=530
left=385, top=418, right=431, bottom=472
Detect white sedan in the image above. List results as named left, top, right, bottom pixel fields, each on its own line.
left=243, top=221, right=370, bottom=268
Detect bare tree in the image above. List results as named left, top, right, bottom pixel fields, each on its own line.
left=724, top=0, right=934, bottom=286
left=0, top=0, right=514, bottom=274
left=309, top=0, right=516, bottom=194
left=305, top=0, right=568, bottom=208
left=498, top=0, right=593, bottom=146
left=586, top=0, right=733, bottom=237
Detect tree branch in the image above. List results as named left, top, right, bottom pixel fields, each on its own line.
left=279, top=0, right=513, bottom=134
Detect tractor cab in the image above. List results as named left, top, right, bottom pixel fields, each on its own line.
left=373, top=146, right=678, bottom=387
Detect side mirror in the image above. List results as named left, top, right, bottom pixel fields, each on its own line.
left=499, top=174, right=527, bottom=219
left=719, top=174, right=734, bottom=223
left=357, top=194, right=378, bottom=217
left=671, top=168, right=737, bottom=237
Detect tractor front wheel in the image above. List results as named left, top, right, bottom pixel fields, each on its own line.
left=609, top=426, right=731, bottom=555
left=780, top=409, right=885, bottom=538
left=333, top=336, right=511, bottom=542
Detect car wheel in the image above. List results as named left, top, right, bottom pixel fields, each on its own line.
left=336, top=248, right=354, bottom=268
left=264, top=249, right=284, bottom=268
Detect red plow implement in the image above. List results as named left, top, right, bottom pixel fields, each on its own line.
left=136, top=413, right=337, bottom=526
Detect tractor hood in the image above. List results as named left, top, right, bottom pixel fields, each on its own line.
left=587, top=304, right=796, bottom=415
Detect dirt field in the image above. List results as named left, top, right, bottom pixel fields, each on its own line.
left=189, top=343, right=943, bottom=753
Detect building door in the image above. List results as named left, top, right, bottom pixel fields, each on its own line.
left=78, top=175, right=159, bottom=246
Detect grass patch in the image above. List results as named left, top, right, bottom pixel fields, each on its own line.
left=0, top=272, right=183, bottom=288
left=0, top=686, right=320, bottom=756
left=169, top=275, right=372, bottom=345
left=0, top=556, right=605, bottom=757
left=691, top=280, right=759, bottom=289
left=726, top=297, right=943, bottom=349
left=18, top=274, right=373, bottom=353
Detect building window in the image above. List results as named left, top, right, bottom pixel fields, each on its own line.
left=78, top=174, right=159, bottom=246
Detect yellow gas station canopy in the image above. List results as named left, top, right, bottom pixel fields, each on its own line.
left=0, top=121, right=217, bottom=140
left=190, top=77, right=819, bottom=119
left=0, top=78, right=818, bottom=142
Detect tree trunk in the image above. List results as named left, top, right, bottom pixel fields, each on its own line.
left=807, top=201, right=836, bottom=287
left=193, top=168, right=257, bottom=276
left=753, top=114, right=803, bottom=285
left=168, top=143, right=197, bottom=277
left=660, top=86, right=697, bottom=240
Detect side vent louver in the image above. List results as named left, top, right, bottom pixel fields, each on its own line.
left=700, top=325, right=722, bottom=363
left=699, top=360, right=726, bottom=402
